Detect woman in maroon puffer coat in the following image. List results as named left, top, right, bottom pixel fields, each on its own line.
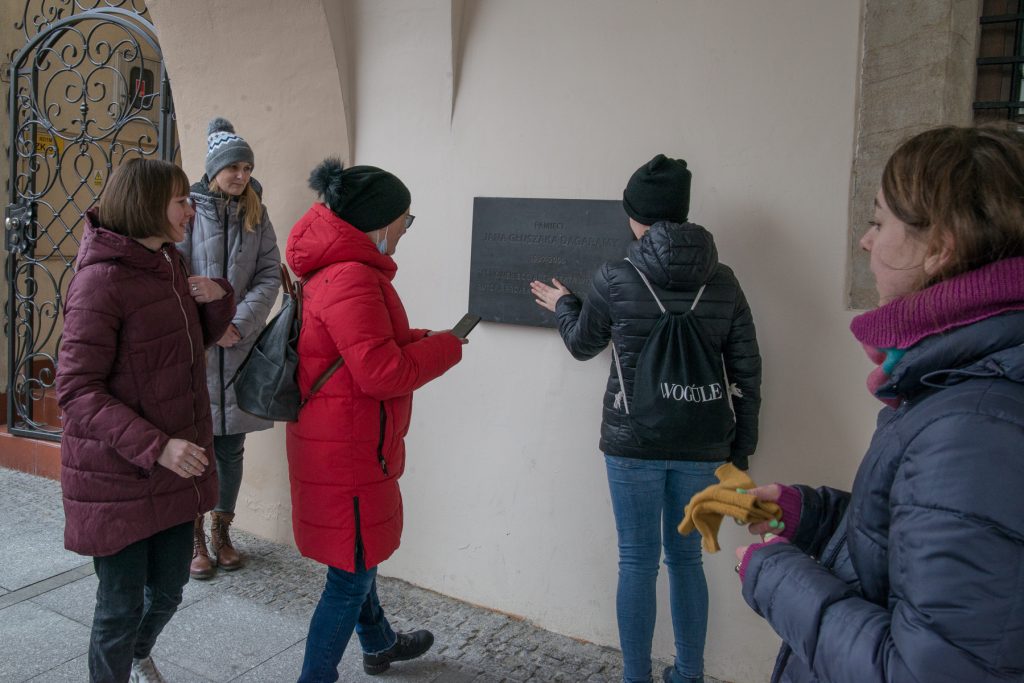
left=287, top=159, right=464, bottom=682
left=57, top=158, right=234, bottom=683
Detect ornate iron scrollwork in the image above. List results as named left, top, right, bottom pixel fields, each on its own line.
left=16, top=1, right=150, bottom=40
left=5, top=2, right=177, bottom=439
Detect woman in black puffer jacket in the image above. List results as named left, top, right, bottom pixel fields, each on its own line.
left=532, top=155, right=761, bottom=683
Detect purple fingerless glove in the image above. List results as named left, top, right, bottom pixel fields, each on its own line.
left=775, top=483, right=802, bottom=541
left=738, top=535, right=788, bottom=582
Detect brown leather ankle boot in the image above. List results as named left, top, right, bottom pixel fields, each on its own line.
left=210, top=511, right=243, bottom=570
left=190, top=514, right=216, bottom=580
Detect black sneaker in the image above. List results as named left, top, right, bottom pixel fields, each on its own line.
left=363, top=630, right=435, bottom=675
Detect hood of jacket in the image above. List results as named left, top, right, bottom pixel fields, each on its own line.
left=78, top=208, right=174, bottom=274
left=627, top=221, right=719, bottom=290
left=287, top=202, right=397, bottom=280
left=882, top=311, right=1024, bottom=400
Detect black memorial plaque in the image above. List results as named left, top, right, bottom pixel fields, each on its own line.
left=469, top=197, right=632, bottom=328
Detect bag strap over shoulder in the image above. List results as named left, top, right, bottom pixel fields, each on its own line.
left=623, top=258, right=706, bottom=312
left=300, top=357, right=345, bottom=410
left=612, top=343, right=630, bottom=415
left=283, top=263, right=345, bottom=412
left=611, top=258, right=709, bottom=415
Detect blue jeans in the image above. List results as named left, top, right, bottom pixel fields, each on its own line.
left=298, top=559, right=397, bottom=683
left=213, top=433, right=246, bottom=514
left=605, top=455, right=722, bottom=683
left=89, top=521, right=192, bottom=683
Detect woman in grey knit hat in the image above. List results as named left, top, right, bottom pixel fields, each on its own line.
left=178, top=117, right=282, bottom=579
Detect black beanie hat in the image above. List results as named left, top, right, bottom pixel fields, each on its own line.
left=308, top=158, right=411, bottom=232
left=622, top=154, right=691, bottom=225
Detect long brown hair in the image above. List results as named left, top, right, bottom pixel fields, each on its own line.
left=208, top=178, right=263, bottom=232
left=881, top=125, right=1024, bottom=288
left=99, top=158, right=189, bottom=239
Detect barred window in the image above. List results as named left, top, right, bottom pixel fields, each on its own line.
left=975, top=1, right=1024, bottom=123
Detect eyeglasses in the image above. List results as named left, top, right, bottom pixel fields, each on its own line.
left=404, top=214, right=415, bottom=230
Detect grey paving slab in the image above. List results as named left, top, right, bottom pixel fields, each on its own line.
left=26, top=573, right=97, bottom=627
left=26, top=561, right=218, bottom=629
left=0, top=470, right=83, bottom=592
left=25, top=653, right=214, bottom=683
left=0, top=601, right=90, bottom=682
left=0, top=563, right=94, bottom=611
left=22, top=654, right=88, bottom=683
left=230, top=640, right=306, bottom=682
left=0, top=521, right=85, bottom=591
left=155, top=591, right=309, bottom=681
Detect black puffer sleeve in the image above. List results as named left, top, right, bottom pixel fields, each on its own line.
left=554, top=264, right=613, bottom=361
left=724, top=279, right=761, bottom=467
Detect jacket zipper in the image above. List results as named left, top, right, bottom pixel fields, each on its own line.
left=164, top=248, right=203, bottom=513
left=353, top=496, right=363, bottom=569
left=166, top=248, right=196, bottom=369
left=377, top=402, right=388, bottom=475
left=821, top=528, right=848, bottom=570
left=218, top=203, right=230, bottom=435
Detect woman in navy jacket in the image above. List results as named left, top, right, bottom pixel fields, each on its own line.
left=736, top=126, right=1024, bottom=682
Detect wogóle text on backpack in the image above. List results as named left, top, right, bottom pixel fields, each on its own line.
left=612, top=258, right=735, bottom=449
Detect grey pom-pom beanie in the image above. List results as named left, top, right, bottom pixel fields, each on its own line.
left=205, top=117, right=254, bottom=180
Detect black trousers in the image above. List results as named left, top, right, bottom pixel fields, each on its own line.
left=88, top=520, right=192, bottom=683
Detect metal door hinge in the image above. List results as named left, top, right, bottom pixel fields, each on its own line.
left=5, top=203, right=32, bottom=255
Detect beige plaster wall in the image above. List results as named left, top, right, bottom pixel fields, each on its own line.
left=144, top=1, right=902, bottom=681
left=147, top=0, right=352, bottom=542
left=331, top=2, right=867, bottom=682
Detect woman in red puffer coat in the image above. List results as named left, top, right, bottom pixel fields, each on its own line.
left=287, top=158, right=464, bottom=682
left=58, top=158, right=234, bottom=683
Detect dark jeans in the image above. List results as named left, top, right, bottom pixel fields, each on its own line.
left=298, top=558, right=397, bottom=683
left=213, top=432, right=246, bottom=514
left=89, top=520, right=192, bottom=683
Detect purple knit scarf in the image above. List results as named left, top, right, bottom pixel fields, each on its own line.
left=851, top=257, right=1024, bottom=349
left=850, top=257, right=1024, bottom=404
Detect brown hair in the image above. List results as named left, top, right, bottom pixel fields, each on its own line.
left=208, top=177, right=263, bottom=232
left=881, top=125, right=1024, bottom=288
left=99, top=158, right=190, bottom=239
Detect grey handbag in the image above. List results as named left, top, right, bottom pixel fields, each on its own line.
left=230, top=264, right=343, bottom=422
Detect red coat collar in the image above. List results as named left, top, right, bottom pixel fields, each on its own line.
left=287, top=203, right=397, bottom=281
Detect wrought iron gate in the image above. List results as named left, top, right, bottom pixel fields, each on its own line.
left=4, top=1, right=178, bottom=440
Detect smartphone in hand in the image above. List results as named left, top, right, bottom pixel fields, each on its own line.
left=451, top=313, right=482, bottom=339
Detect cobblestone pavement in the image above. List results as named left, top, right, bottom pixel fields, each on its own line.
left=0, top=467, right=723, bottom=682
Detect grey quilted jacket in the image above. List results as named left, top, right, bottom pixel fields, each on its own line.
left=554, top=221, right=761, bottom=466
left=179, top=177, right=281, bottom=435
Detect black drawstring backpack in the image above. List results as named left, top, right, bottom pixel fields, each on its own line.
left=612, top=259, right=735, bottom=449
left=230, top=264, right=343, bottom=422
